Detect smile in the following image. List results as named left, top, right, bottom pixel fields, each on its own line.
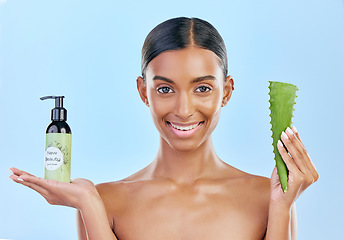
left=166, top=121, right=204, bottom=138
left=169, top=122, right=202, bottom=131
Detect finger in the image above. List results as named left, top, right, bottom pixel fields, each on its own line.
left=281, top=128, right=310, bottom=174
left=270, top=166, right=278, bottom=181
left=271, top=166, right=278, bottom=178
left=282, top=128, right=318, bottom=186
left=270, top=167, right=281, bottom=189
left=19, top=174, right=60, bottom=190
left=9, top=167, right=35, bottom=177
left=10, top=175, right=50, bottom=198
left=291, top=126, right=305, bottom=149
left=291, top=126, right=319, bottom=182
left=277, top=139, right=299, bottom=173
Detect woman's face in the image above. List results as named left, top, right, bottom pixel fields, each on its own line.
left=137, top=47, right=233, bottom=152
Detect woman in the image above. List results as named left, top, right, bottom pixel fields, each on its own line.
left=9, top=17, right=318, bottom=240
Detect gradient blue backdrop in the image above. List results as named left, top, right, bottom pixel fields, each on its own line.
left=1, top=0, right=343, bottom=239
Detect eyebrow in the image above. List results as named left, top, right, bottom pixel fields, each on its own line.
left=152, top=75, right=216, bottom=83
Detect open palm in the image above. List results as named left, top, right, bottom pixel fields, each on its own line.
left=9, top=167, right=99, bottom=209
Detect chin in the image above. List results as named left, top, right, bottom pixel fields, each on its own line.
left=162, top=136, right=208, bottom=153
left=171, top=142, right=199, bottom=152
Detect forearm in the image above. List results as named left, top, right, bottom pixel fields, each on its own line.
left=78, top=194, right=117, bottom=240
left=265, top=204, right=292, bottom=240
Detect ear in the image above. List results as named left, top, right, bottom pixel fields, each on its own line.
left=136, top=76, right=150, bottom=107
left=221, top=75, right=234, bottom=107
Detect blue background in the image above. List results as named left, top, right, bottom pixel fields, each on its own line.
left=1, top=0, right=343, bottom=239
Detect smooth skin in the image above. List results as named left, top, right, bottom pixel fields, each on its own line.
left=9, top=47, right=318, bottom=240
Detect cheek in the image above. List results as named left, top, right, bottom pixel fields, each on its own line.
left=195, top=92, right=223, bottom=119
left=148, top=90, right=172, bottom=121
left=150, top=101, right=169, bottom=119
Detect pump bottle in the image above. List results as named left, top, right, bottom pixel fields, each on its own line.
left=40, top=96, right=71, bottom=182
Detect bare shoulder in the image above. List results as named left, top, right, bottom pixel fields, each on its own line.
left=95, top=178, right=139, bottom=207
left=220, top=164, right=271, bottom=202
left=239, top=171, right=271, bottom=192
left=96, top=180, right=127, bottom=199
left=95, top=167, right=153, bottom=211
left=243, top=173, right=271, bottom=202
left=94, top=176, right=146, bottom=230
left=223, top=163, right=270, bottom=184
left=96, top=164, right=148, bottom=192
left=95, top=181, right=126, bottom=215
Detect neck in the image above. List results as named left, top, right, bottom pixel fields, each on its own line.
left=149, top=135, right=223, bottom=184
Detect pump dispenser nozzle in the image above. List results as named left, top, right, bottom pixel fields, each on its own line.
left=40, top=96, right=67, bottom=121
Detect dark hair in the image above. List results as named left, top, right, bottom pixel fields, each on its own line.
left=141, top=17, right=228, bottom=80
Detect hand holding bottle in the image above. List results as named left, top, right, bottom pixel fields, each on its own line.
left=9, top=167, right=101, bottom=209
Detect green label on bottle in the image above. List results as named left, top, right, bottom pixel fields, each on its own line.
left=44, top=133, right=71, bottom=182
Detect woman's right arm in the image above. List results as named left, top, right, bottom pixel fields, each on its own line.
left=9, top=167, right=117, bottom=240
left=76, top=193, right=117, bottom=240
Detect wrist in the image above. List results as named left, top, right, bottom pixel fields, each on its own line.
left=269, top=202, right=292, bottom=218
left=269, top=196, right=294, bottom=211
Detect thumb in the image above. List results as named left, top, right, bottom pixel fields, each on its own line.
left=270, top=166, right=281, bottom=189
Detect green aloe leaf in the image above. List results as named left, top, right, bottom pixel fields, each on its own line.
left=269, top=81, right=298, bottom=192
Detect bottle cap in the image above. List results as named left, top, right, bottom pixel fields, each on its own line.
left=40, top=96, right=67, bottom=121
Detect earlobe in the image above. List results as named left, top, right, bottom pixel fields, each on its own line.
left=222, top=76, right=234, bottom=107
left=136, top=76, right=150, bottom=107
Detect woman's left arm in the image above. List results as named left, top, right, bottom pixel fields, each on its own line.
left=265, top=126, right=319, bottom=240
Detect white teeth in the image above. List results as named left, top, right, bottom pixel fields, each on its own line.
left=169, top=122, right=200, bottom=131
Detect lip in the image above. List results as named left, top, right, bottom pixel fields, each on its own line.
left=166, top=121, right=204, bottom=138
left=168, top=121, right=201, bottom=127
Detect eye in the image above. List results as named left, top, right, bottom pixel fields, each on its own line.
left=157, top=86, right=174, bottom=94
left=195, top=85, right=212, bottom=93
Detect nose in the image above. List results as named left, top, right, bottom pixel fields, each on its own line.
left=175, top=91, right=195, bottom=119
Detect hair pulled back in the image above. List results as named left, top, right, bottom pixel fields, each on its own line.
left=141, top=17, right=228, bottom=80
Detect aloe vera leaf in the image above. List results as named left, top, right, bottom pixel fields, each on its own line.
left=268, top=81, right=298, bottom=192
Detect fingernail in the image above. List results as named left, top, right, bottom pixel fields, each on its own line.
left=9, top=169, right=14, bottom=175
left=278, top=140, right=283, bottom=147
left=286, top=127, right=293, bottom=135
left=292, top=126, right=298, bottom=133
left=282, top=131, right=288, bottom=139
